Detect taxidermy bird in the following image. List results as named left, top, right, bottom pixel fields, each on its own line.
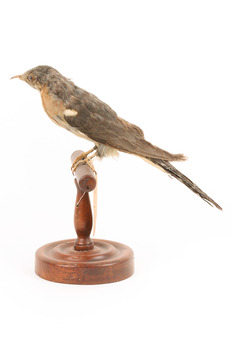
left=11, top=65, right=221, bottom=210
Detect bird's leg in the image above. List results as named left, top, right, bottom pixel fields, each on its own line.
left=71, top=146, right=97, bottom=174
left=85, top=152, right=98, bottom=174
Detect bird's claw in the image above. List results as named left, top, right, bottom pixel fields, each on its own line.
left=71, top=147, right=97, bottom=175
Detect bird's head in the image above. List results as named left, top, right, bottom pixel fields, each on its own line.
left=11, top=65, right=60, bottom=91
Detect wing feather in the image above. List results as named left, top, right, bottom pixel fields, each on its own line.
left=64, top=87, right=185, bottom=161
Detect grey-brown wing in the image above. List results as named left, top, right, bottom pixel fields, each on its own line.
left=64, top=89, right=185, bottom=160
left=64, top=90, right=144, bottom=150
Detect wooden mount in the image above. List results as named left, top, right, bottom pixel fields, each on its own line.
left=35, top=150, right=134, bottom=284
left=35, top=239, right=134, bottom=284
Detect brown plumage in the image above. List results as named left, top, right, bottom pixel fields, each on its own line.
left=11, top=65, right=222, bottom=210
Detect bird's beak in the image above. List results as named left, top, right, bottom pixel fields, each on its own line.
left=10, top=75, right=22, bottom=80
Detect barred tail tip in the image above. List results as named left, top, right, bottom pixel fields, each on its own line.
left=147, top=157, right=222, bottom=210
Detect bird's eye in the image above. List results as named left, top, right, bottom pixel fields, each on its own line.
left=27, top=75, right=34, bottom=81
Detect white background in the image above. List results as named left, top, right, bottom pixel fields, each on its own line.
left=0, top=1, right=232, bottom=349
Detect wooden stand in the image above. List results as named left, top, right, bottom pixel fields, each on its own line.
left=35, top=151, right=134, bottom=284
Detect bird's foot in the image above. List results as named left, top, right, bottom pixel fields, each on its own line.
left=71, top=146, right=97, bottom=174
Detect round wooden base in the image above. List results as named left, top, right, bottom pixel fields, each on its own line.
left=35, top=239, right=134, bottom=284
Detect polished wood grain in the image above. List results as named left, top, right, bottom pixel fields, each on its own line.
left=35, top=238, right=134, bottom=284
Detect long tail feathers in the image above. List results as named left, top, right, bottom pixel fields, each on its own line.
left=146, top=157, right=222, bottom=210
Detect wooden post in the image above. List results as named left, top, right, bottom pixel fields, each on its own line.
left=71, top=150, right=97, bottom=251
